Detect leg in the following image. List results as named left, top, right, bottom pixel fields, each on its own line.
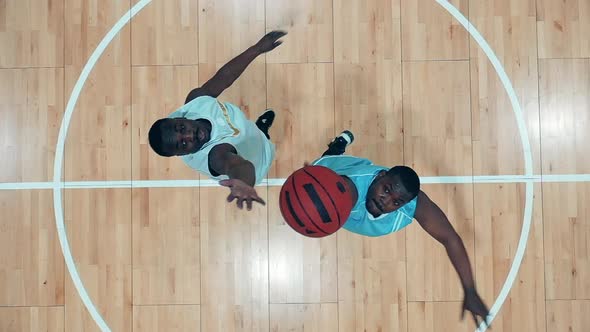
left=321, top=130, right=354, bottom=156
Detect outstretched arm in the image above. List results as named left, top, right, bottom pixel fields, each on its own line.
left=414, top=191, right=490, bottom=328
left=185, top=31, right=287, bottom=103
left=209, top=144, right=265, bottom=210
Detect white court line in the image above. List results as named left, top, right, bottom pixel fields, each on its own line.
left=2, top=174, right=590, bottom=190
left=51, top=1, right=153, bottom=331
left=434, top=1, right=534, bottom=331
left=12, top=0, right=549, bottom=331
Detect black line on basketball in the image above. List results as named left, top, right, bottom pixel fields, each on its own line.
left=291, top=172, right=329, bottom=235
left=303, top=183, right=332, bottom=224
left=303, top=168, right=343, bottom=226
left=336, top=181, right=347, bottom=193
left=281, top=177, right=306, bottom=228
left=285, top=191, right=306, bottom=228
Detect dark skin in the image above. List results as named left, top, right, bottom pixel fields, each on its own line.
left=160, top=31, right=287, bottom=210
left=159, top=118, right=212, bottom=154
left=340, top=170, right=490, bottom=328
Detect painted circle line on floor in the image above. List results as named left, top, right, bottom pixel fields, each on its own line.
left=51, top=1, right=532, bottom=331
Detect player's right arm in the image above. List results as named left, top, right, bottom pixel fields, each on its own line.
left=184, top=31, right=287, bottom=103
left=208, top=143, right=265, bottom=210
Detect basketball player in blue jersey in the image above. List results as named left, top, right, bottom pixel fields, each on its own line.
left=148, top=31, right=287, bottom=211
left=311, top=131, right=491, bottom=328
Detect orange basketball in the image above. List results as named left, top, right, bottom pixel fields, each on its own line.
left=279, top=165, right=354, bottom=237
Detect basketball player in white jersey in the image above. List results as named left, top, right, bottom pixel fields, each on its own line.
left=148, top=31, right=286, bottom=211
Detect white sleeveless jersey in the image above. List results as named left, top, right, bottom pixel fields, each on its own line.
left=167, top=96, right=275, bottom=185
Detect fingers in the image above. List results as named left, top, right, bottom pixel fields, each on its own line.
left=253, top=196, right=266, bottom=206
left=271, top=40, right=283, bottom=49
left=224, top=181, right=265, bottom=211
left=241, top=196, right=266, bottom=211
left=479, top=307, right=490, bottom=318
left=471, top=312, right=491, bottom=330
left=463, top=296, right=491, bottom=328
left=475, top=298, right=490, bottom=317
left=237, top=198, right=244, bottom=210
left=227, top=193, right=262, bottom=210
left=267, top=30, right=287, bottom=40
left=257, top=30, right=287, bottom=53
left=484, top=316, right=491, bottom=329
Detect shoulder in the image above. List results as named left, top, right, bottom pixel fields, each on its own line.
left=184, top=94, right=217, bottom=108
left=414, top=191, right=431, bottom=214
left=313, top=155, right=375, bottom=168
left=414, top=190, right=444, bottom=224
left=185, top=88, right=216, bottom=104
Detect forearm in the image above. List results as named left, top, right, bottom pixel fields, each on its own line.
left=225, top=161, right=256, bottom=187
left=209, top=46, right=261, bottom=92
left=445, top=236, right=476, bottom=291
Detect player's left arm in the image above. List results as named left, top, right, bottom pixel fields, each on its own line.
left=185, top=31, right=286, bottom=103
left=414, top=190, right=490, bottom=327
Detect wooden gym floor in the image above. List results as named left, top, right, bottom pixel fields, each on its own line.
left=0, top=0, right=589, bottom=331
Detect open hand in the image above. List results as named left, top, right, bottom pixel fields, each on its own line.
left=255, top=30, right=287, bottom=53
left=219, top=178, right=266, bottom=210
left=462, top=288, right=491, bottom=329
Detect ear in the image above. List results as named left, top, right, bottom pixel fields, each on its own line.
left=377, top=170, right=387, bottom=178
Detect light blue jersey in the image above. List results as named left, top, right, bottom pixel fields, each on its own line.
left=312, top=155, right=418, bottom=237
left=168, top=96, right=275, bottom=185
